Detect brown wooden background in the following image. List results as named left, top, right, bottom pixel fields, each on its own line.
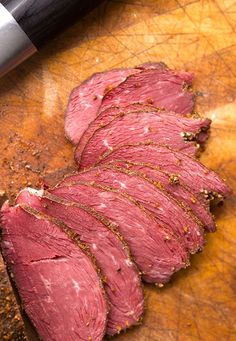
left=0, top=0, right=236, bottom=340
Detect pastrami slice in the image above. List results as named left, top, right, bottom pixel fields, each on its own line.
left=99, top=67, right=195, bottom=115
left=65, top=63, right=195, bottom=146
left=16, top=188, right=144, bottom=336
left=78, top=111, right=211, bottom=168
left=98, top=144, right=231, bottom=200
left=76, top=103, right=159, bottom=163
left=48, top=181, right=189, bottom=285
left=1, top=202, right=107, bottom=341
left=137, top=62, right=194, bottom=84
left=65, top=67, right=141, bottom=145
left=59, top=166, right=205, bottom=253
left=118, top=163, right=215, bottom=232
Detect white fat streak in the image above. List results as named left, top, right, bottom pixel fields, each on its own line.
left=110, top=254, right=118, bottom=266
left=92, top=243, right=97, bottom=250
left=124, top=90, right=131, bottom=94
left=125, top=259, right=133, bottom=267
left=72, top=279, right=81, bottom=294
left=143, top=126, right=149, bottom=134
left=114, top=180, right=127, bottom=189
left=84, top=103, right=93, bottom=109
left=97, top=203, right=107, bottom=209
left=103, top=139, right=110, bottom=148
left=40, top=274, right=52, bottom=292
left=46, top=297, right=53, bottom=303
left=2, top=240, right=13, bottom=248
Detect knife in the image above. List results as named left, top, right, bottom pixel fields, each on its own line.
left=0, top=0, right=102, bottom=78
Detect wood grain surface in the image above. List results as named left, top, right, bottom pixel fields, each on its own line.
left=0, top=1, right=236, bottom=340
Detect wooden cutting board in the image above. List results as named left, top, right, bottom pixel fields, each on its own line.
left=0, top=1, right=236, bottom=340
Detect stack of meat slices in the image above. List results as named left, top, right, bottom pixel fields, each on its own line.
left=1, top=63, right=231, bottom=341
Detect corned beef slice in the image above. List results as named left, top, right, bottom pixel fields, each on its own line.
left=77, top=111, right=211, bottom=168
left=65, top=68, right=141, bottom=145
left=65, top=63, right=194, bottom=146
left=1, top=203, right=107, bottom=341
left=59, top=166, right=205, bottom=253
left=98, top=144, right=231, bottom=200
left=117, top=163, right=215, bottom=232
left=48, top=182, right=189, bottom=284
left=16, top=188, right=144, bottom=336
left=99, top=67, right=194, bottom=115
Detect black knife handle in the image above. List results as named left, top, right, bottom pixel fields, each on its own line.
left=1, top=0, right=102, bottom=47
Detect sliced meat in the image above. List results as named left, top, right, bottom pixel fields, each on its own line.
left=114, top=162, right=215, bottom=232
left=16, top=188, right=144, bottom=336
left=99, top=67, right=194, bottom=115
left=65, top=63, right=194, bottom=146
left=98, top=144, right=231, bottom=201
left=1, top=202, right=107, bottom=341
left=48, top=181, right=189, bottom=285
left=77, top=110, right=211, bottom=168
left=65, top=67, right=140, bottom=145
left=76, top=103, right=210, bottom=165
left=76, top=103, right=159, bottom=162
left=59, top=165, right=205, bottom=253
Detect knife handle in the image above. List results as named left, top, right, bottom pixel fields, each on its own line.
left=1, top=0, right=101, bottom=47
left=0, top=0, right=102, bottom=78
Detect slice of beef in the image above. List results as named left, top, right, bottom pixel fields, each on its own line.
left=16, top=188, right=144, bottom=336
left=65, top=63, right=194, bottom=146
left=65, top=68, right=141, bottom=145
left=59, top=166, right=205, bottom=253
left=77, top=111, right=211, bottom=168
left=75, top=103, right=210, bottom=165
left=98, top=144, right=231, bottom=201
left=1, top=202, right=107, bottom=341
left=48, top=181, right=189, bottom=285
left=60, top=163, right=215, bottom=232
left=114, top=162, right=215, bottom=232
left=99, top=67, right=194, bottom=115
left=76, top=103, right=159, bottom=162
